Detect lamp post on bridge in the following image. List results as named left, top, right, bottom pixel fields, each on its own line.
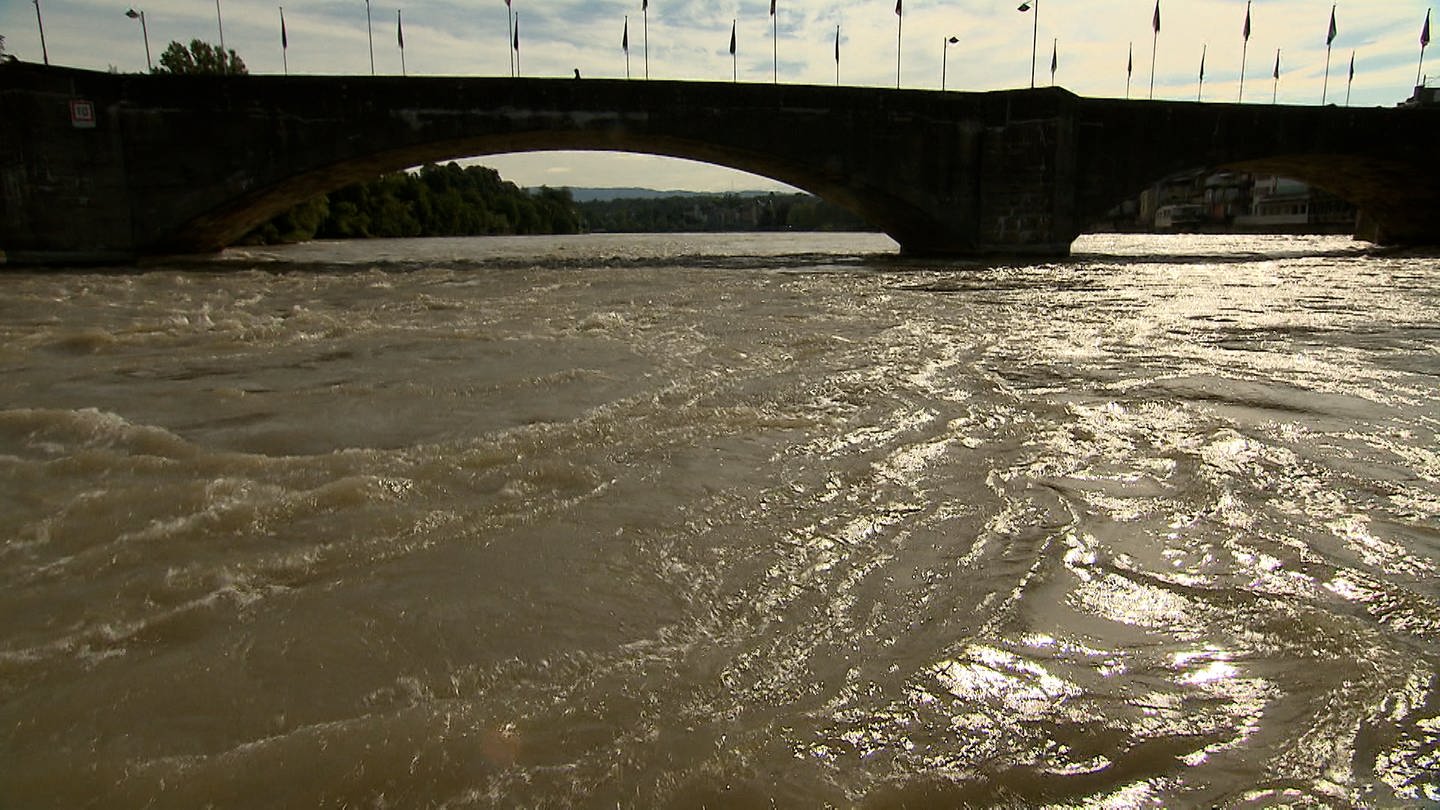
left=215, top=0, right=226, bottom=54
left=32, top=0, right=49, bottom=66
left=1018, top=0, right=1038, bottom=89
left=125, top=8, right=152, bottom=72
left=941, top=36, right=958, bottom=91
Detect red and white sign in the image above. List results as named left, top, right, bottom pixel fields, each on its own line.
left=69, top=99, right=96, bottom=129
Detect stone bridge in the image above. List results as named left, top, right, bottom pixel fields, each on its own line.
left=2, top=61, right=1438, bottom=264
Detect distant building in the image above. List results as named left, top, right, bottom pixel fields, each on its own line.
left=1122, top=170, right=1355, bottom=234
left=1233, top=175, right=1355, bottom=233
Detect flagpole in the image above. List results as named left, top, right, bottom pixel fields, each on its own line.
left=1273, top=48, right=1280, bottom=104
left=1150, top=1, right=1160, bottom=99
left=397, top=9, right=405, bottom=77
left=1127, top=42, right=1133, bottom=99
left=1322, top=44, right=1332, bottom=103
left=895, top=0, right=903, bottom=89
left=365, top=0, right=375, bottom=75
left=1346, top=51, right=1354, bottom=105
left=1419, top=10, right=1432, bottom=88
left=1050, top=38, right=1057, bottom=86
left=1239, top=1, right=1251, bottom=102
left=1198, top=43, right=1206, bottom=101
left=771, top=1, right=777, bottom=84
left=514, top=13, right=520, bottom=76
left=33, top=0, right=49, bottom=65
left=624, top=16, right=631, bottom=79
left=280, top=6, right=288, bottom=75
left=730, top=19, right=737, bottom=83
left=506, top=1, right=514, bottom=77
left=835, top=23, right=841, bottom=86
left=642, top=0, right=649, bottom=80
left=1322, top=4, right=1336, bottom=104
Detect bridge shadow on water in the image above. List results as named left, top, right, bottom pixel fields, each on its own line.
left=20, top=235, right=1435, bottom=281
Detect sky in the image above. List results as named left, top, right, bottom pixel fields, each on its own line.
left=2, top=0, right=1434, bottom=190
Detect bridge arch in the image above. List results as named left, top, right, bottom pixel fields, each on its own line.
left=187, top=132, right=886, bottom=252
left=1071, top=99, right=1440, bottom=245
left=1082, top=153, right=1420, bottom=239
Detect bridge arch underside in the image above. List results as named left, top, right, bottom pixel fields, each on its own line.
left=1081, top=153, right=1436, bottom=245
left=177, top=131, right=914, bottom=254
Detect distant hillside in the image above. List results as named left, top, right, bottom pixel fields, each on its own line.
left=544, top=187, right=783, bottom=203
left=574, top=191, right=871, bottom=233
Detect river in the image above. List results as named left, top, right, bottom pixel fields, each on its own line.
left=1, top=232, right=1437, bottom=807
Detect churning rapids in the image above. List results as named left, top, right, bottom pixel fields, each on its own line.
left=1, top=233, right=1437, bottom=808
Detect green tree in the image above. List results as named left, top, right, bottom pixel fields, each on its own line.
left=154, top=39, right=247, bottom=75
left=239, top=195, right=330, bottom=245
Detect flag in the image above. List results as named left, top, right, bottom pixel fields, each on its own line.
left=642, top=0, right=647, bottom=9
left=835, top=25, right=840, bottom=63
left=895, top=0, right=902, bottom=16
left=1273, top=49, right=1280, bottom=79
left=397, top=9, right=404, bottom=49
left=623, top=17, right=629, bottom=51
left=729, top=20, right=735, bottom=54
left=281, top=7, right=288, bottom=49
left=504, top=0, right=510, bottom=6
left=1243, top=2, right=1251, bottom=42
left=1128, top=42, right=1133, bottom=76
left=1424, top=10, right=1432, bottom=48
left=770, top=0, right=775, bottom=15
left=513, top=15, right=519, bottom=51
left=1327, top=6, right=1337, bottom=46
left=1349, top=50, right=1355, bottom=81
left=1050, top=40, right=1057, bottom=75
left=1199, top=45, right=1206, bottom=81
left=1152, top=1, right=1160, bottom=34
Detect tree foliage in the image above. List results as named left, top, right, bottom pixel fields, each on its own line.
left=576, top=193, right=869, bottom=233
left=244, top=163, right=871, bottom=246
left=243, top=163, right=582, bottom=244
left=154, top=39, right=247, bottom=75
